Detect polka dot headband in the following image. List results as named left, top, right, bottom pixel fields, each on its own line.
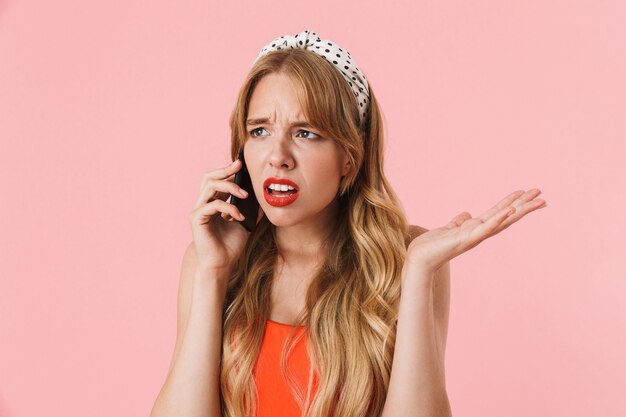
left=253, top=29, right=370, bottom=125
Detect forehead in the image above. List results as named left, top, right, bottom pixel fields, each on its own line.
left=248, top=73, right=307, bottom=121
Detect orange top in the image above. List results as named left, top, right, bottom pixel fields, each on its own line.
left=252, top=319, right=319, bottom=417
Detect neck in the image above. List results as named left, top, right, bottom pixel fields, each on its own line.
left=274, top=198, right=339, bottom=267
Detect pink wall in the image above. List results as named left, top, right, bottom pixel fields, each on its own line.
left=1, top=0, right=624, bottom=416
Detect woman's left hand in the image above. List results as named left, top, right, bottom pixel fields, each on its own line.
left=406, top=188, right=547, bottom=274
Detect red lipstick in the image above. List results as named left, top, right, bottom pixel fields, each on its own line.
left=263, top=177, right=300, bottom=207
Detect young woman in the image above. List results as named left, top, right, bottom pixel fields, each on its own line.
left=151, top=30, right=547, bottom=417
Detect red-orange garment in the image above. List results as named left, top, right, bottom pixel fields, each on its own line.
left=253, top=319, right=320, bottom=417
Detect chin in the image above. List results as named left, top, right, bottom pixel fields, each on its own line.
left=260, top=205, right=307, bottom=227
left=264, top=212, right=302, bottom=228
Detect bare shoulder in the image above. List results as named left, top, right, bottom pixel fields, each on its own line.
left=405, top=224, right=429, bottom=248
left=409, top=224, right=429, bottom=235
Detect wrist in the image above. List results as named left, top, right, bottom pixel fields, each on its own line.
left=401, top=262, right=436, bottom=289
left=194, top=264, right=231, bottom=285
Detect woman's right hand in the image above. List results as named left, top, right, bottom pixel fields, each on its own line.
left=188, top=158, right=255, bottom=273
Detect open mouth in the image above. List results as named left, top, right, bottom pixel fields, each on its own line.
left=266, top=186, right=298, bottom=197
left=262, top=178, right=300, bottom=206
left=263, top=184, right=300, bottom=207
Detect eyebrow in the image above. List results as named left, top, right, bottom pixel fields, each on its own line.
left=246, top=117, right=315, bottom=129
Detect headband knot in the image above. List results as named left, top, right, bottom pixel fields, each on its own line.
left=253, top=29, right=370, bottom=125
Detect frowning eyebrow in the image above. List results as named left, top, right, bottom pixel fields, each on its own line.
left=246, top=117, right=315, bottom=129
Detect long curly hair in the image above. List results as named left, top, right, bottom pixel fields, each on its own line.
left=220, top=48, right=411, bottom=417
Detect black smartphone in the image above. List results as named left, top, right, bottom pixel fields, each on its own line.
left=230, top=150, right=260, bottom=232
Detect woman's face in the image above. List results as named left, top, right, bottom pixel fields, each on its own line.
left=243, top=72, right=350, bottom=229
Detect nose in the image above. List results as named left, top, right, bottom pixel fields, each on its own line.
left=268, top=132, right=294, bottom=170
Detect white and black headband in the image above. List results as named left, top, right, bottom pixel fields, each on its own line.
left=253, top=29, right=370, bottom=125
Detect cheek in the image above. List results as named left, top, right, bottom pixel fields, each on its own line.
left=243, top=141, right=260, bottom=167
left=243, top=146, right=262, bottom=188
left=307, top=157, right=343, bottom=191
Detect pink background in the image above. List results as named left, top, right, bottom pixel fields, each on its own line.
left=1, top=0, right=624, bottom=416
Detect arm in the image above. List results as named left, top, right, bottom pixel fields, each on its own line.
left=403, top=226, right=451, bottom=361
left=382, top=227, right=452, bottom=417
left=382, top=189, right=544, bottom=417
left=433, top=261, right=450, bottom=363
left=150, top=242, right=228, bottom=417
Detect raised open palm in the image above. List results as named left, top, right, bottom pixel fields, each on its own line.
left=406, top=189, right=547, bottom=272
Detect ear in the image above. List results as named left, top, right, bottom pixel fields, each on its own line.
left=341, top=155, right=351, bottom=177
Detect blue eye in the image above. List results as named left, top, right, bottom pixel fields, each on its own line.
left=296, top=130, right=320, bottom=140
left=248, top=127, right=321, bottom=140
left=249, top=127, right=268, bottom=137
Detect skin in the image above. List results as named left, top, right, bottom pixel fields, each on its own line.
left=405, top=189, right=547, bottom=277
left=236, top=71, right=549, bottom=326
left=241, top=72, right=351, bottom=319
left=199, top=71, right=547, bottom=416
left=382, top=190, right=546, bottom=417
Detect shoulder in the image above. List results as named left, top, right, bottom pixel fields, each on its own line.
left=405, top=224, right=429, bottom=248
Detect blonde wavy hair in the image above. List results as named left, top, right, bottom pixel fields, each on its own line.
left=220, top=48, right=411, bottom=417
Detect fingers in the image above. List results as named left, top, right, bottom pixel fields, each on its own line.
left=498, top=189, right=546, bottom=225
left=194, top=179, right=247, bottom=211
left=196, top=158, right=242, bottom=196
left=477, top=190, right=525, bottom=221
left=509, top=188, right=543, bottom=211
left=472, top=204, right=516, bottom=238
left=444, top=189, right=547, bottom=245
left=224, top=206, right=264, bottom=225
left=202, top=159, right=242, bottom=183
left=190, top=198, right=245, bottom=223
left=474, top=189, right=547, bottom=237
left=193, top=160, right=249, bottom=210
left=446, top=212, right=472, bottom=228
left=478, top=189, right=545, bottom=222
left=497, top=196, right=547, bottom=230
left=446, top=190, right=530, bottom=230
